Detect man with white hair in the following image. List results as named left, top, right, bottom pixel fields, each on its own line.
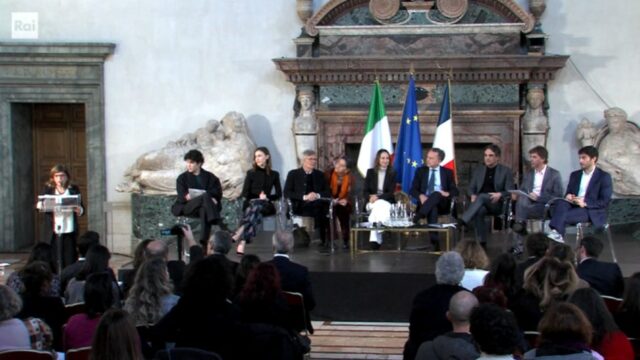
left=404, top=251, right=466, bottom=360
left=415, top=290, right=480, bottom=360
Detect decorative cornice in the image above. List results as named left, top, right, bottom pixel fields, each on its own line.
left=305, top=0, right=535, bottom=36
left=273, top=55, right=569, bottom=85
left=316, top=23, right=522, bottom=35
left=0, top=42, right=115, bottom=62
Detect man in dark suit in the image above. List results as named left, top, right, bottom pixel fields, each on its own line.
left=459, top=144, right=514, bottom=246
left=512, top=146, right=564, bottom=235
left=171, top=149, right=222, bottom=249
left=284, top=149, right=331, bottom=246
left=60, top=230, right=100, bottom=291
left=410, top=148, right=459, bottom=250
left=208, top=230, right=239, bottom=276
left=576, top=236, right=624, bottom=298
left=547, top=146, right=612, bottom=243
left=268, top=231, right=316, bottom=332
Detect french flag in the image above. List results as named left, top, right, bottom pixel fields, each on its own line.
left=433, top=83, right=456, bottom=178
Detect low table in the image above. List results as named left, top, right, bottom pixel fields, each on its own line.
left=349, top=225, right=454, bottom=256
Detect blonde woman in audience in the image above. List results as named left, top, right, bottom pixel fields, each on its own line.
left=455, top=239, right=490, bottom=291
left=124, top=257, right=179, bottom=326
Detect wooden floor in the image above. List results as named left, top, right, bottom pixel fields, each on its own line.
left=308, top=321, right=407, bottom=360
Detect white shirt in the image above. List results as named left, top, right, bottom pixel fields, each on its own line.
left=377, top=169, right=386, bottom=194
left=532, top=165, right=546, bottom=196
left=578, top=168, right=595, bottom=198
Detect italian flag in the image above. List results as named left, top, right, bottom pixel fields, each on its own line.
left=357, top=81, right=393, bottom=176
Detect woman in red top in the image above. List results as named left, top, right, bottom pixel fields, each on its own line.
left=325, top=156, right=353, bottom=249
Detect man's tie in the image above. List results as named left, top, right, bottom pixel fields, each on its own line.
left=426, top=169, right=436, bottom=195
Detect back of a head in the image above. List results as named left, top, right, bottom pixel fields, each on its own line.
left=547, top=243, right=576, bottom=265
left=20, top=261, right=53, bottom=297
left=0, top=285, right=22, bottom=321
left=211, top=231, right=232, bottom=255
left=455, top=239, right=489, bottom=270
left=133, top=239, right=153, bottom=269
left=27, top=242, right=57, bottom=274
left=84, top=272, right=114, bottom=318
left=272, top=231, right=294, bottom=254
left=525, top=233, right=549, bottom=258
left=238, top=254, right=261, bottom=279
left=580, top=236, right=604, bottom=259
left=90, top=309, right=141, bottom=360
left=448, top=290, right=478, bottom=325
left=568, top=287, right=618, bottom=345
left=145, top=240, right=169, bottom=260
left=435, top=252, right=465, bottom=285
left=538, top=302, right=592, bottom=346
left=182, top=256, right=232, bottom=304
left=470, top=304, right=519, bottom=356
left=472, top=286, right=508, bottom=308
left=485, top=253, right=516, bottom=291
left=77, top=231, right=100, bottom=257
left=78, top=244, right=111, bottom=280
left=239, top=262, right=282, bottom=304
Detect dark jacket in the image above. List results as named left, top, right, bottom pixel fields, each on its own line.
left=363, top=167, right=397, bottom=203
left=415, top=332, right=479, bottom=360
left=172, top=168, right=222, bottom=215
left=283, top=168, right=330, bottom=215
left=468, top=164, right=515, bottom=198
left=564, top=167, right=612, bottom=228
left=576, top=258, right=624, bottom=298
left=241, top=167, right=282, bottom=210
left=410, top=166, right=459, bottom=213
left=520, top=166, right=564, bottom=205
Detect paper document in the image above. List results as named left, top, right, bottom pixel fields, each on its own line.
left=188, top=188, right=206, bottom=199
left=508, top=190, right=537, bottom=201
left=427, top=223, right=457, bottom=229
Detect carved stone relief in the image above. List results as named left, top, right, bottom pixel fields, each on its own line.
left=521, top=87, right=548, bottom=162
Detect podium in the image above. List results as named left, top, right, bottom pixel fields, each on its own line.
left=38, top=194, right=82, bottom=273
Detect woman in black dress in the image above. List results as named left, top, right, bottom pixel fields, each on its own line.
left=232, top=147, right=282, bottom=255
left=36, top=164, right=84, bottom=269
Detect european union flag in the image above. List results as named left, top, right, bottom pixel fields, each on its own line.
left=393, top=75, right=423, bottom=194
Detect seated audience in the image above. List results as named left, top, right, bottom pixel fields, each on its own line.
left=6, top=242, right=61, bottom=297
left=16, top=261, right=65, bottom=351
left=152, top=256, right=243, bottom=359
left=569, top=288, right=634, bottom=360
left=65, top=244, right=121, bottom=306
left=524, top=302, right=602, bottom=359
left=143, top=238, right=187, bottom=295
left=511, top=257, right=579, bottom=332
left=233, top=254, right=261, bottom=299
left=124, top=257, right=179, bottom=326
left=470, top=304, right=520, bottom=360
left=515, top=233, right=549, bottom=289
left=404, top=251, right=466, bottom=360
left=63, top=272, right=114, bottom=350
left=237, top=262, right=293, bottom=329
left=121, top=238, right=153, bottom=296
left=209, top=230, right=239, bottom=276
left=483, top=253, right=518, bottom=302
left=415, top=290, right=480, bottom=360
left=615, top=272, right=640, bottom=338
left=90, top=308, right=143, bottom=360
left=0, top=284, right=53, bottom=352
left=472, top=286, right=509, bottom=308
left=60, top=230, right=100, bottom=291
left=455, top=239, right=490, bottom=291
left=576, top=236, right=624, bottom=298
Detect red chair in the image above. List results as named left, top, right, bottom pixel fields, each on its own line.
left=283, top=291, right=311, bottom=335
left=66, top=347, right=91, bottom=360
left=0, top=349, right=55, bottom=360
left=64, top=302, right=86, bottom=321
left=601, top=295, right=623, bottom=315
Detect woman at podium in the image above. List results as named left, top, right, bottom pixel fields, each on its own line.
left=36, top=164, right=84, bottom=268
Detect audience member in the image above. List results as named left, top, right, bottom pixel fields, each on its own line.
left=547, top=242, right=577, bottom=265
left=237, top=262, right=293, bottom=329
left=404, top=251, right=466, bottom=360
left=524, top=302, right=601, bottom=359
left=615, top=272, right=640, bottom=338
left=64, top=244, right=121, bottom=306
left=455, top=239, right=489, bottom=291
left=234, top=254, right=261, bottom=299
left=60, top=230, right=100, bottom=290
left=63, top=272, right=114, bottom=350
left=483, top=253, right=518, bottom=302
left=90, top=308, right=142, bottom=360
left=576, top=236, right=624, bottom=298
left=268, top=231, right=315, bottom=333
left=209, top=230, right=239, bottom=276
left=121, top=238, right=153, bottom=296
left=511, top=257, right=579, bottom=332
left=124, top=257, right=179, bottom=326
left=0, top=284, right=53, bottom=351
left=15, top=261, right=65, bottom=351
left=6, top=242, right=61, bottom=297
left=569, top=288, right=634, bottom=360
left=470, top=304, right=520, bottom=359
left=472, top=286, right=508, bottom=308
left=144, top=238, right=187, bottom=295
left=415, top=290, right=480, bottom=360
left=515, top=233, right=548, bottom=288
left=152, top=256, right=243, bottom=359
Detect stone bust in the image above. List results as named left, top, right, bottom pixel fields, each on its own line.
left=522, top=88, right=548, bottom=133
left=596, top=107, right=640, bottom=195
left=576, top=118, right=597, bottom=147
left=293, top=88, right=317, bottom=134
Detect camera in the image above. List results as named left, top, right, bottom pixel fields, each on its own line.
left=160, top=224, right=186, bottom=236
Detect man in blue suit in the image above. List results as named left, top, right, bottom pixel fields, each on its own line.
left=547, top=146, right=612, bottom=243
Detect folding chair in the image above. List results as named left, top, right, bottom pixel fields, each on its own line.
left=0, top=350, right=55, bottom=360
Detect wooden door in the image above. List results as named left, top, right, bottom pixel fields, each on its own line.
left=33, top=104, right=87, bottom=242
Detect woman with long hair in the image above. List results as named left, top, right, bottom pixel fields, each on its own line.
left=90, top=309, right=142, bottom=360
left=233, top=254, right=261, bottom=299
left=455, top=239, right=490, bottom=291
left=65, top=244, right=121, bottom=306
left=232, top=147, right=282, bottom=255
left=237, top=262, right=293, bottom=329
left=6, top=242, right=61, bottom=297
left=363, top=149, right=397, bottom=250
left=36, top=164, right=84, bottom=268
left=483, top=253, right=517, bottom=301
left=325, top=156, right=353, bottom=249
left=569, top=288, right=634, bottom=360
left=124, top=257, right=179, bottom=326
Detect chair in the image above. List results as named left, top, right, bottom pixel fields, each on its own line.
left=0, top=349, right=55, bottom=360
left=155, top=347, right=222, bottom=360
left=601, top=295, right=623, bottom=315
left=66, top=347, right=91, bottom=360
left=523, top=331, right=541, bottom=350
left=628, top=338, right=640, bottom=360
left=65, top=302, right=86, bottom=320
left=282, top=291, right=312, bottom=336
